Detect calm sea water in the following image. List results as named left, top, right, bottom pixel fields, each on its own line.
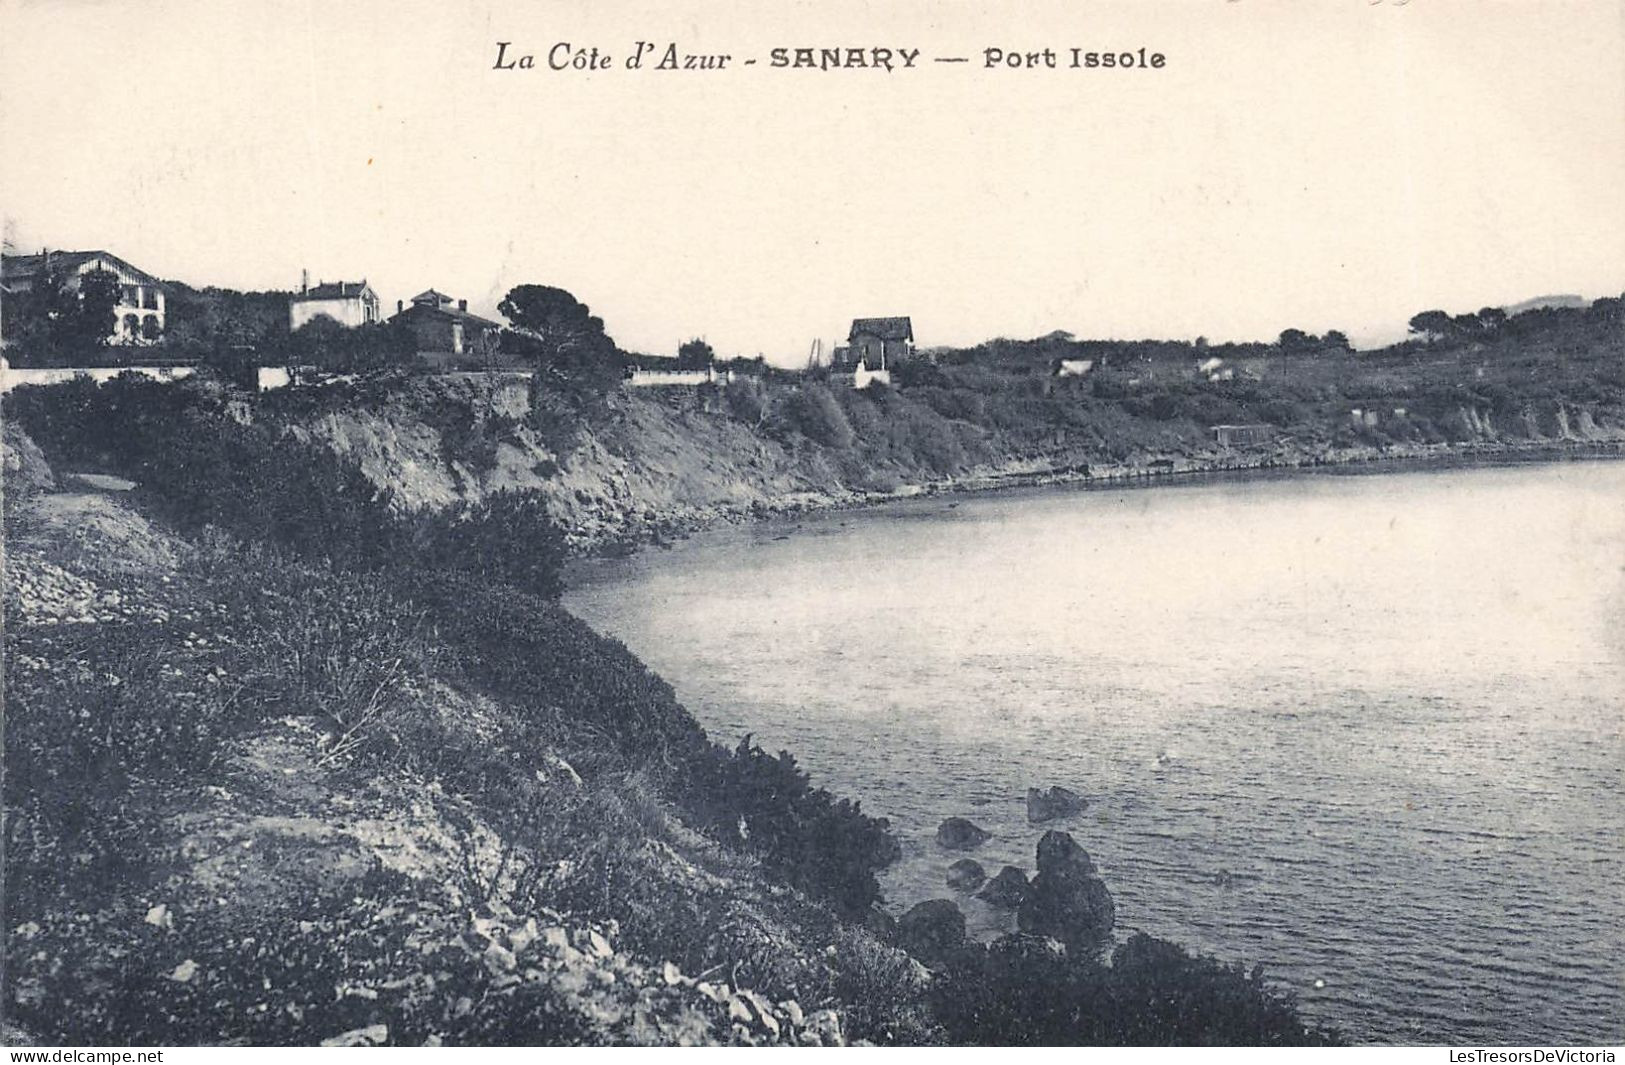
left=565, top=461, right=1625, bottom=1045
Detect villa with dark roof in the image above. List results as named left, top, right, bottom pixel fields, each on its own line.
left=389, top=289, right=503, bottom=365
left=288, top=276, right=380, bottom=330
left=1, top=249, right=168, bottom=344
left=843, top=316, right=914, bottom=370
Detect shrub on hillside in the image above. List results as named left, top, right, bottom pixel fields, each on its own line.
left=724, top=378, right=770, bottom=426
left=220, top=563, right=433, bottom=765
left=930, top=932, right=1339, bottom=1046
left=680, top=738, right=900, bottom=917
left=401, top=491, right=568, bottom=601
left=776, top=384, right=856, bottom=448
left=4, top=618, right=245, bottom=917
left=398, top=570, right=709, bottom=772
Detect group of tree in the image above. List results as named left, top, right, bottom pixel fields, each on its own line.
left=1406, top=306, right=1509, bottom=344
left=1275, top=328, right=1351, bottom=355
left=675, top=337, right=715, bottom=370
left=0, top=266, right=123, bottom=365
left=1406, top=296, right=1624, bottom=347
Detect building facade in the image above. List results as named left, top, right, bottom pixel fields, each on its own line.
left=388, top=289, right=501, bottom=363
left=289, top=278, right=380, bottom=331
left=1210, top=424, right=1274, bottom=448
left=844, top=316, right=914, bottom=370
left=1, top=249, right=167, bottom=344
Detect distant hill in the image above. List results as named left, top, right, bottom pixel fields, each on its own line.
left=1502, top=294, right=1588, bottom=316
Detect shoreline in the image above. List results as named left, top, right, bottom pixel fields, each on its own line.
left=578, top=436, right=1625, bottom=561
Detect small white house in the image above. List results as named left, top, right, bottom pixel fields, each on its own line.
left=288, top=276, right=380, bottom=330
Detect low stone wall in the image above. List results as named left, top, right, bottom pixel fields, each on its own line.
left=0, top=364, right=196, bottom=394
left=627, top=367, right=733, bottom=388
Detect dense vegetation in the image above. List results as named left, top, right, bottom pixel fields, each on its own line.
left=0, top=266, right=124, bottom=363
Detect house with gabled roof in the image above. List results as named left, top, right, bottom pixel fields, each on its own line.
left=288, top=274, right=380, bottom=330
left=843, top=316, right=914, bottom=370
left=1, top=248, right=169, bottom=345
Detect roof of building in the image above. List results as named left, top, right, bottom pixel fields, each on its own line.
left=292, top=280, right=376, bottom=302
left=410, top=289, right=452, bottom=306
left=1, top=250, right=165, bottom=288
left=849, top=316, right=913, bottom=342
left=390, top=299, right=501, bottom=331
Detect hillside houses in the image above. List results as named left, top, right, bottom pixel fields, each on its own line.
left=1, top=249, right=168, bottom=345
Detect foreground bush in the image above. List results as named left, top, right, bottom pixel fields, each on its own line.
left=932, top=932, right=1340, bottom=1046
left=4, top=613, right=244, bottom=919
left=680, top=738, right=901, bottom=918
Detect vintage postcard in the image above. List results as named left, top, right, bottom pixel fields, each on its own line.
left=1, top=0, right=1621, bottom=1053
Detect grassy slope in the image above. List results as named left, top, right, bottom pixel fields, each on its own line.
left=2, top=481, right=920, bottom=1046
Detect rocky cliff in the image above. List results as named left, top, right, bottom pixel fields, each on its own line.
left=277, top=370, right=1625, bottom=553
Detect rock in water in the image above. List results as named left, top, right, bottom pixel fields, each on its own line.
left=897, top=899, right=967, bottom=966
left=946, top=858, right=987, bottom=892
left=1018, top=830, right=1115, bottom=952
left=936, top=817, right=991, bottom=850
left=1035, top=828, right=1097, bottom=878
left=976, top=865, right=1031, bottom=908
left=1026, top=785, right=1088, bottom=823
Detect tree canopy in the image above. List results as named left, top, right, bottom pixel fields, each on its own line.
left=676, top=337, right=715, bottom=370
left=498, top=284, right=624, bottom=394
left=1, top=267, right=121, bottom=364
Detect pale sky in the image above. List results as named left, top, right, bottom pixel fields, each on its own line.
left=2, top=0, right=1622, bottom=361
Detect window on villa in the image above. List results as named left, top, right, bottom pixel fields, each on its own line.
left=142, top=316, right=162, bottom=341
left=121, top=285, right=138, bottom=306
left=122, top=313, right=141, bottom=338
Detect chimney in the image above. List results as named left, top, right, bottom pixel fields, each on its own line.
left=300, top=268, right=309, bottom=295
left=397, top=299, right=404, bottom=314
left=458, top=299, right=467, bottom=311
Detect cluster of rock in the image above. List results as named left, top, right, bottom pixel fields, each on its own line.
left=1017, top=830, right=1115, bottom=951
left=3, top=552, right=150, bottom=627
left=909, top=821, right=1116, bottom=963
left=930, top=783, right=1095, bottom=916
left=450, top=909, right=846, bottom=1046
left=933, top=785, right=1087, bottom=855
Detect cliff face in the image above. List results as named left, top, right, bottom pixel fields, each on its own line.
left=282, top=373, right=1625, bottom=551
left=287, top=377, right=863, bottom=547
